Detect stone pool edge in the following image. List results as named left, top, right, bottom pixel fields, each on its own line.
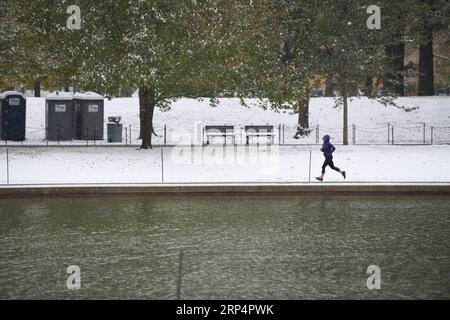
left=1, top=183, right=450, bottom=198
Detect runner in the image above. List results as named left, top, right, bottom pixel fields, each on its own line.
left=315, top=135, right=346, bottom=181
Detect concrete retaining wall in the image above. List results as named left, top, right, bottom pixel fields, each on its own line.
left=1, top=183, right=450, bottom=198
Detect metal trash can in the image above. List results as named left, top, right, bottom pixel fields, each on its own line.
left=74, top=92, right=104, bottom=140
left=45, top=91, right=74, bottom=141
left=107, top=116, right=122, bottom=143
left=0, top=91, right=26, bottom=141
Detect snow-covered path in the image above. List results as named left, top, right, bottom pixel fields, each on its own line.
left=1, top=145, right=449, bottom=184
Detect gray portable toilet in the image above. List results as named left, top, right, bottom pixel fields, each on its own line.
left=45, top=91, right=74, bottom=141
left=73, top=92, right=104, bottom=140
left=0, top=91, right=26, bottom=141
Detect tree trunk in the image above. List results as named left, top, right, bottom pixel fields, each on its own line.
left=64, top=82, right=70, bottom=92
left=325, top=77, right=334, bottom=97
left=139, top=101, right=144, bottom=140
left=342, top=88, right=349, bottom=145
left=364, top=77, right=373, bottom=97
left=298, top=88, right=309, bottom=128
left=280, top=26, right=294, bottom=67
left=139, top=86, right=157, bottom=149
left=297, top=98, right=309, bottom=130
left=349, top=83, right=359, bottom=97
left=294, top=88, right=310, bottom=137
left=384, top=42, right=405, bottom=96
left=34, top=80, right=41, bottom=97
left=418, top=25, right=434, bottom=96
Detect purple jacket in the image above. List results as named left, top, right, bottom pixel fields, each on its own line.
left=320, top=135, right=335, bottom=157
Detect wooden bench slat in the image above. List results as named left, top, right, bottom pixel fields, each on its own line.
left=245, top=125, right=273, bottom=131
left=206, top=133, right=236, bottom=136
left=246, top=133, right=276, bottom=136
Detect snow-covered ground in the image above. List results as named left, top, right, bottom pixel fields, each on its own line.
left=1, top=145, right=449, bottom=184
left=10, top=96, right=450, bottom=146
left=1, top=96, right=449, bottom=184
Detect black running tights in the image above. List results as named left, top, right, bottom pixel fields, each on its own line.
left=322, top=156, right=340, bottom=174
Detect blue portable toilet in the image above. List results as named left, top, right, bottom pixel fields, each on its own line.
left=0, top=91, right=26, bottom=141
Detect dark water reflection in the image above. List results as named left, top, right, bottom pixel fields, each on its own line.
left=0, top=195, right=449, bottom=299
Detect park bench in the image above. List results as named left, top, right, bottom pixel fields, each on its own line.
left=245, top=125, right=275, bottom=145
left=204, top=125, right=236, bottom=145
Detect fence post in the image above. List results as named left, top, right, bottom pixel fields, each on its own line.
left=423, top=123, right=426, bottom=145
left=125, top=127, right=128, bottom=146
left=388, top=123, right=390, bottom=143
left=391, top=126, right=394, bottom=145
left=315, top=125, right=318, bottom=144
left=352, top=123, right=355, bottom=144
left=129, top=124, right=132, bottom=145
left=352, top=124, right=356, bottom=144
left=282, top=124, right=285, bottom=144
left=202, top=127, right=205, bottom=146
left=316, top=124, right=320, bottom=144
left=431, top=126, right=434, bottom=145
left=164, top=124, right=167, bottom=145
left=94, top=126, right=96, bottom=146
left=278, top=124, right=281, bottom=145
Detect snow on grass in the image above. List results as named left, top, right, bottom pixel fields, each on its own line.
left=10, top=96, right=450, bottom=145
left=1, top=145, right=449, bottom=184
left=1, top=96, right=449, bottom=184
left=0, top=147, right=160, bottom=184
